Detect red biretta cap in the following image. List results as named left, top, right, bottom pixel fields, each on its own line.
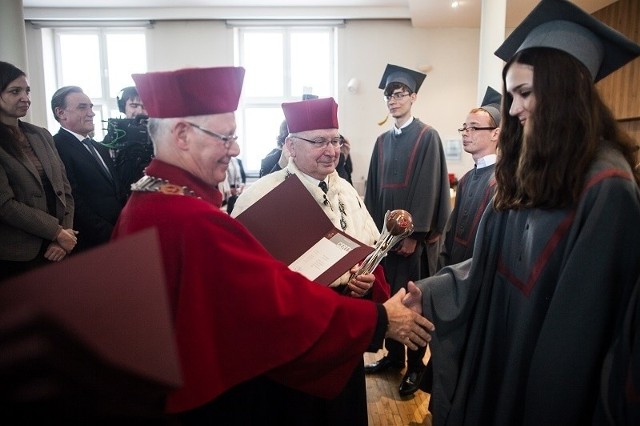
left=132, top=66, right=245, bottom=118
left=282, top=97, right=339, bottom=133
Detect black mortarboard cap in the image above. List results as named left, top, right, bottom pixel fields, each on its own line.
left=494, top=0, right=640, bottom=82
left=378, top=64, right=427, bottom=93
left=479, top=86, right=502, bottom=126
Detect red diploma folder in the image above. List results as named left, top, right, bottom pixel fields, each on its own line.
left=0, top=228, right=180, bottom=419
left=235, top=174, right=373, bottom=286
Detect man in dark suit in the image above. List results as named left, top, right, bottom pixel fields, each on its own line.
left=51, top=86, right=125, bottom=252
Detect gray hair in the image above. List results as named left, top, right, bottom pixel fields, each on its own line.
left=147, top=117, right=172, bottom=147
left=148, top=115, right=210, bottom=147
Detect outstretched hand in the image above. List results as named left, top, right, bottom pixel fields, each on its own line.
left=383, top=288, right=434, bottom=350
left=402, top=281, right=423, bottom=314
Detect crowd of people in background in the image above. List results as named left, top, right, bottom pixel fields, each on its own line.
left=2, top=0, right=640, bottom=424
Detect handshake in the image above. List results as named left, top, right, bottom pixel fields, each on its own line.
left=382, top=282, right=433, bottom=350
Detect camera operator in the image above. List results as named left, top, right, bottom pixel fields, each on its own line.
left=102, top=86, right=153, bottom=199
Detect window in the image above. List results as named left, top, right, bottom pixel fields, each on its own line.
left=51, top=28, right=147, bottom=139
left=235, top=25, right=337, bottom=173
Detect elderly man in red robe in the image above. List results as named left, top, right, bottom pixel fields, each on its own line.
left=111, top=66, right=434, bottom=425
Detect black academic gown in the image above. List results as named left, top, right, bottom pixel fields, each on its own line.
left=441, top=164, right=496, bottom=267
left=365, top=118, right=451, bottom=367
left=418, top=142, right=640, bottom=426
left=593, top=275, right=640, bottom=426
left=365, top=119, right=451, bottom=288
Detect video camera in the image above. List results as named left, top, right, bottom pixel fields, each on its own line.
left=102, top=115, right=150, bottom=150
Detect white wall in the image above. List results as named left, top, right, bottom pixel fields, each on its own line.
left=146, top=20, right=233, bottom=70
left=24, top=24, right=47, bottom=128
left=25, top=18, right=484, bottom=186
left=336, top=21, right=480, bottom=191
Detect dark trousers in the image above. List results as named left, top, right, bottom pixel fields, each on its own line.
left=0, top=241, right=50, bottom=282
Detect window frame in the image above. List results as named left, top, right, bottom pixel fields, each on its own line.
left=234, top=24, right=338, bottom=175
left=50, top=27, right=147, bottom=139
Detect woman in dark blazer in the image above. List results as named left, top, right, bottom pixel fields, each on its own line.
left=0, top=61, right=77, bottom=280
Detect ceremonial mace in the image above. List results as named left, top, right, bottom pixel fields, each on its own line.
left=344, top=210, right=414, bottom=293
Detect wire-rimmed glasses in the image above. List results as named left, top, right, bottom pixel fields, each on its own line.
left=293, top=135, right=344, bottom=149
left=186, top=121, right=238, bottom=149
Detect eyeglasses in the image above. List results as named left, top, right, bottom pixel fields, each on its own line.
left=457, top=126, right=497, bottom=134
left=293, top=135, right=344, bottom=149
left=187, top=122, right=238, bottom=149
left=384, top=92, right=411, bottom=102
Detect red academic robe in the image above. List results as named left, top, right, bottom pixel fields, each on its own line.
left=111, top=160, right=379, bottom=414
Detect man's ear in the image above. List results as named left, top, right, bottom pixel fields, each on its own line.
left=173, top=121, right=191, bottom=150
left=54, top=107, right=65, bottom=122
left=285, top=137, right=295, bottom=158
left=492, top=127, right=501, bottom=142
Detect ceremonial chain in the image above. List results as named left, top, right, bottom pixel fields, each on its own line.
left=131, top=175, right=198, bottom=197
left=338, top=201, right=347, bottom=231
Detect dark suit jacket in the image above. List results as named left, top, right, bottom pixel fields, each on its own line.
left=0, top=121, right=74, bottom=261
left=259, top=148, right=281, bottom=177
left=54, top=128, right=125, bottom=252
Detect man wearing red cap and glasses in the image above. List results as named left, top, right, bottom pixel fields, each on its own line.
left=111, top=66, right=434, bottom=424
left=232, top=96, right=388, bottom=425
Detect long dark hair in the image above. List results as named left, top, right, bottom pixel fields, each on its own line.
left=0, top=61, right=27, bottom=158
left=494, top=47, right=639, bottom=210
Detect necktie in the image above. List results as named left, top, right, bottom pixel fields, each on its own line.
left=82, top=138, right=112, bottom=178
left=318, top=181, right=331, bottom=208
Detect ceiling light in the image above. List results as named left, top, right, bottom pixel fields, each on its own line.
left=451, top=1, right=459, bottom=8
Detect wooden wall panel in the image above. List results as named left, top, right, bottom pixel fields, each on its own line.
left=593, top=0, right=640, bottom=121
left=619, top=120, right=640, bottom=149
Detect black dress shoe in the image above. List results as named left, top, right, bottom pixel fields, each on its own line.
left=398, top=363, right=426, bottom=396
left=364, top=356, right=404, bottom=374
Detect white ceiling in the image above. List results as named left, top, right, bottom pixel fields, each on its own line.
left=22, top=0, right=617, bottom=28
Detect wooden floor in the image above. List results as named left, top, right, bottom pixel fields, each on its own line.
left=364, top=350, right=432, bottom=426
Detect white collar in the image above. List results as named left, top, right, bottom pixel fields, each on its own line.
left=476, top=154, right=497, bottom=169
left=289, top=162, right=328, bottom=188
left=393, top=116, right=414, bottom=135
left=61, top=127, right=90, bottom=143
